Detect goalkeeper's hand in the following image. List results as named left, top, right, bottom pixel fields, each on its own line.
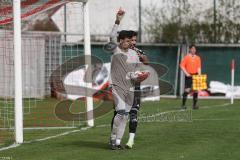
left=115, top=8, right=125, bottom=24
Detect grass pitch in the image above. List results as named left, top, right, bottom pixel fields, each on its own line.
left=0, top=98, right=240, bottom=160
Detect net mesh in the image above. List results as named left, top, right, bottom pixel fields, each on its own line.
left=0, top=0, right=89, bottom=147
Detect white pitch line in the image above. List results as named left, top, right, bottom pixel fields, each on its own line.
left=137, top=103, right=231, bottom=123
left=193, top=118, right=237, bottom=121
left=24, top=126, right=92, bottom=144
left=23, top=126, right=77, bottom=130
left=0, top=125, right=111, bottom=152
left=200, top=103, right=230, bottom=109
left=96, top=124, right=110, bottom=128
left=0, top=126, right=92, bottom=152
left=0, top=143, right=20, bottom=152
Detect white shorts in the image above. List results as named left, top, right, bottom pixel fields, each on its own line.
left=112, top=86, right=134, bottom=113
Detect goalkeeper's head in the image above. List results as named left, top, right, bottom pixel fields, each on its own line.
left=118, top=30, right=132, bottom=50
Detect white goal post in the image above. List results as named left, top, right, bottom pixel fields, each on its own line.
left=13, top=0, right=93, bottom=144
left=14, top=0, right=23, bottom=144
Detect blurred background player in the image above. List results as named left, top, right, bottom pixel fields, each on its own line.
left=180, top=44, right=201, bottom=109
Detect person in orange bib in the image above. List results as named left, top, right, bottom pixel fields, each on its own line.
left=180, top=44, right=201, bottom=109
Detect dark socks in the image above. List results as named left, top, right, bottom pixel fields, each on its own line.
left=193, top=92, right=198, bottom=107
left=182, top=92, right=188, bottom=106
left=129, top=110, right=138, bottom=133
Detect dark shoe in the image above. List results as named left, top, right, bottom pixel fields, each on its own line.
left=109, top=138, right=124, bottom=150
left=111, top=144, right=124, bottom=150
left=116, top=145, right=124, bottom=150
left=109, top=139, right=115, bottom=148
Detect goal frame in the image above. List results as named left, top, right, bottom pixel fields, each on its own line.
left=13, top=0, right=93, bottom=144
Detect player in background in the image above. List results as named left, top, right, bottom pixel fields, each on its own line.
left=180, top=44, right=201, bottom=109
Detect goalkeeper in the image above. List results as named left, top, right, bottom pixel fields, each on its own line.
left=180, top=44, right=201, bottom=109
left=110, top=30, right=148, bottom=150
left=108, top=9, right=149, bottom=149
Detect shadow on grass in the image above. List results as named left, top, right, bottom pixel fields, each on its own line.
left=58, top=140, right=109, bottom=150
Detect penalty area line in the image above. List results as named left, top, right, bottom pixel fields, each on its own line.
left=24, top=126, right=92, bottom=144
left=0, top=143, right=21, bottom=152
left=0, top=126, right=93, bottom=152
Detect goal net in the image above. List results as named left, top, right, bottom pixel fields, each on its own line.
left=0, top=0, right=95, bottom=147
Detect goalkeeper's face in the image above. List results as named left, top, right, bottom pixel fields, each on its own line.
left=120, top=38, right=131, bottom=50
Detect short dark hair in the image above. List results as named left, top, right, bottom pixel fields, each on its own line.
left=128, top=30, right=138, bottom=37
left=117, top=30, right=132, bottom=41
left=189, top=44, right=196, bottom=49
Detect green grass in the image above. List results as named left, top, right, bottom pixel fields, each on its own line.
left=0, top=98, right=240, bottom=160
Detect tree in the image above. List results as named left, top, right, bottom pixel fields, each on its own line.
left=143, top=0, right=240, bottom=43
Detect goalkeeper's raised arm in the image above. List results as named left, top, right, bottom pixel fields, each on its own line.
left=110, top=8, right=125, bottom=44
